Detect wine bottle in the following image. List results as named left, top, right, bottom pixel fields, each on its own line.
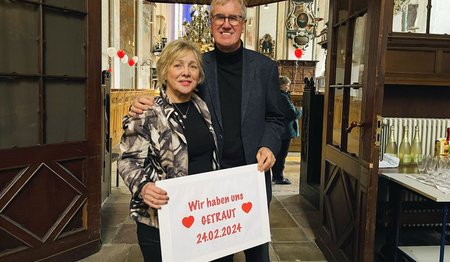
left=411, top=126, right=422, bottom=164
left=398, top=126, right=412, bottom=166
left=385, top=125, right=398, bottom=156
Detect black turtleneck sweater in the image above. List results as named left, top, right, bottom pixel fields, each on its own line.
left=215, top=45, right=246, bottom=168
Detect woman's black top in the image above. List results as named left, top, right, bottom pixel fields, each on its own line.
left=174, top=101, right=215, bottom=175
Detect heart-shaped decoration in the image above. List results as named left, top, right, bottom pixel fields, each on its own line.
left=106, top=47, right=116, bottom=58
left=121, top=54, right=128, bottom=64
left=242, top=202, right=253, bottom=213
left=294, top=48, right=303, bottom=59
left=117, top=49, right=125, bottom=59
left=182, top=215, right=195, bottom=228
left=128, top=58, right=135, bottom=66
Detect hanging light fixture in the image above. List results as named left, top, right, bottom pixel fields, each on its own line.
left=182, top=4, right=214, bottom=52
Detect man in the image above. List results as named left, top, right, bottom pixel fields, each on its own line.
left=130, top=0, right=283, bottom=260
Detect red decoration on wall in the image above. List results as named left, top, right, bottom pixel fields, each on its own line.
left=294, top=48, right=303, bottom=59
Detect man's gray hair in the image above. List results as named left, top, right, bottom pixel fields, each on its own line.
left=210, top=0, right=247, bottom=19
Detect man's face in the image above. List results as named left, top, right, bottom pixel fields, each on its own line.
left=210, top=0, right=245, bottom=53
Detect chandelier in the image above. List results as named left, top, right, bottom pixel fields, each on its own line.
left=182, top=5, right=214, bottom=52
left=285, top=0, right=322, bottom=50
left=393, top=0, right=411, bottom=14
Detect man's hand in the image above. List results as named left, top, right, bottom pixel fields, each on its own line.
left=128, top=95, right=154, bottom=117
left=140, top=182, right=169, bottom=209
left=256, top=147, right=276, bottom=172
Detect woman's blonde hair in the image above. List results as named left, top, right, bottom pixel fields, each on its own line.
left=156, top=39, right=204, bottom=87
left=210, top=0, right=247, bottom=20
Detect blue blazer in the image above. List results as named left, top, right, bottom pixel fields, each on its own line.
left=198, top=48, right=284, bottom=165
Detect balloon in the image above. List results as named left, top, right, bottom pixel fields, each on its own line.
left=132, top=56, right=139, bottom=64
left=117, top=49, right=125, bottom=59
left=106, top=47, right=116, bottom=58
left=121, top=54, right=128, bottom=64
left=128, top=58, right=136, bottom=66
left=294, top=48, right=303, bottom=59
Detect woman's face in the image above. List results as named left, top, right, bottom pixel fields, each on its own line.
left=165, top=50, right=200, bottom=102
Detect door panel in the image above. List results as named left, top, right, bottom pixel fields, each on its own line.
left=0, top=0, right=101, bottom=261
left=44, top=10, right=86, bottom=77
left=0, top=79, right=40, bottom=149
left=348, top=90, right=362, bottom=156
left=45, top=80, right=86, bottom=143
left=318, top=0, right=389, bottom=261
left=333, top=88, right=344, bottom=146
left=0, top=2, right=39, bottom=75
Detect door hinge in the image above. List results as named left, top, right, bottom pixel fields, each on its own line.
left=375, top=115, right=382, bottom=147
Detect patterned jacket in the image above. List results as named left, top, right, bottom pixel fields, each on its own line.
left=118, top=87, right=219, bottom=227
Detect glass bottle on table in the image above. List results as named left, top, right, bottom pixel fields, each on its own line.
left=398, top=126, right=411, bottom=166
left=385, top=125, right=398, bottom=156
left=435, top=129, right=449, bottom=158
left=411, top=126, right=422, bottom=164
left=446, top=127, right=450, bottom=155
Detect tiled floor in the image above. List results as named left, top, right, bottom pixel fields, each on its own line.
left=78, top=153, right=326, bottom=262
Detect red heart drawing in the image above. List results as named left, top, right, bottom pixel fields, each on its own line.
left=182, top=216, right=194, bottom=228
left=242, top=202, right=253, bottom=213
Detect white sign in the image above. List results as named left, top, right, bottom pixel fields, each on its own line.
left=156, top=164, right=270, bottom=262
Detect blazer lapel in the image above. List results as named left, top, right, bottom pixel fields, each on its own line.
left=203, top=53, right=223, bottom=131
left=241, top=49, right=255, bottom=124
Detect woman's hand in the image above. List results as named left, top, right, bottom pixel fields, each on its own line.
left=128, top=95, right=155, bottom=116
left=140, top=182, right=169, bottom=209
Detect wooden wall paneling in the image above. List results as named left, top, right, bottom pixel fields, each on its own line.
left=385, top=34, right=450, bottom=85
left=110, top=89, right=158, bottom=148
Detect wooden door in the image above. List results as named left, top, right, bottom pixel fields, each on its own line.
left=317, top=0, right=389, bottom=261
left=0, top=1, right=101, bottom=261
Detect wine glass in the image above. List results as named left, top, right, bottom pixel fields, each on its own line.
left=437, top=157, right=450, bottom=187
left=416, top=154, right=427, bottom=178
left=425, top=156, right=439, bottom=184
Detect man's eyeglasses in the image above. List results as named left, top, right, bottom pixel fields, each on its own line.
left=211, top=14, right=244, bottom=26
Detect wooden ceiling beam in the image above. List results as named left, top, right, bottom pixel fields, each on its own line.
left=144, top=0, right=285, bottom=8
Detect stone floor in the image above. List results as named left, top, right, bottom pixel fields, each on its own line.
left=78, top=153, right=327, bottom=262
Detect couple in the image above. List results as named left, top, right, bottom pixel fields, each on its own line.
left=118, top=0, right=283, bottom=261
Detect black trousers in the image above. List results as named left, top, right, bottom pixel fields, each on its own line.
left=136, top=222, right=162, bottom=262
left=212, top=242, right=270, bottom=262
left=272, top=139, right=291, bottom=180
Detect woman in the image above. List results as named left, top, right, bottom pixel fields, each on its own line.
left=272, top=75, right=302, bottom=185
left=118, top=39, right=219, bottom=261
